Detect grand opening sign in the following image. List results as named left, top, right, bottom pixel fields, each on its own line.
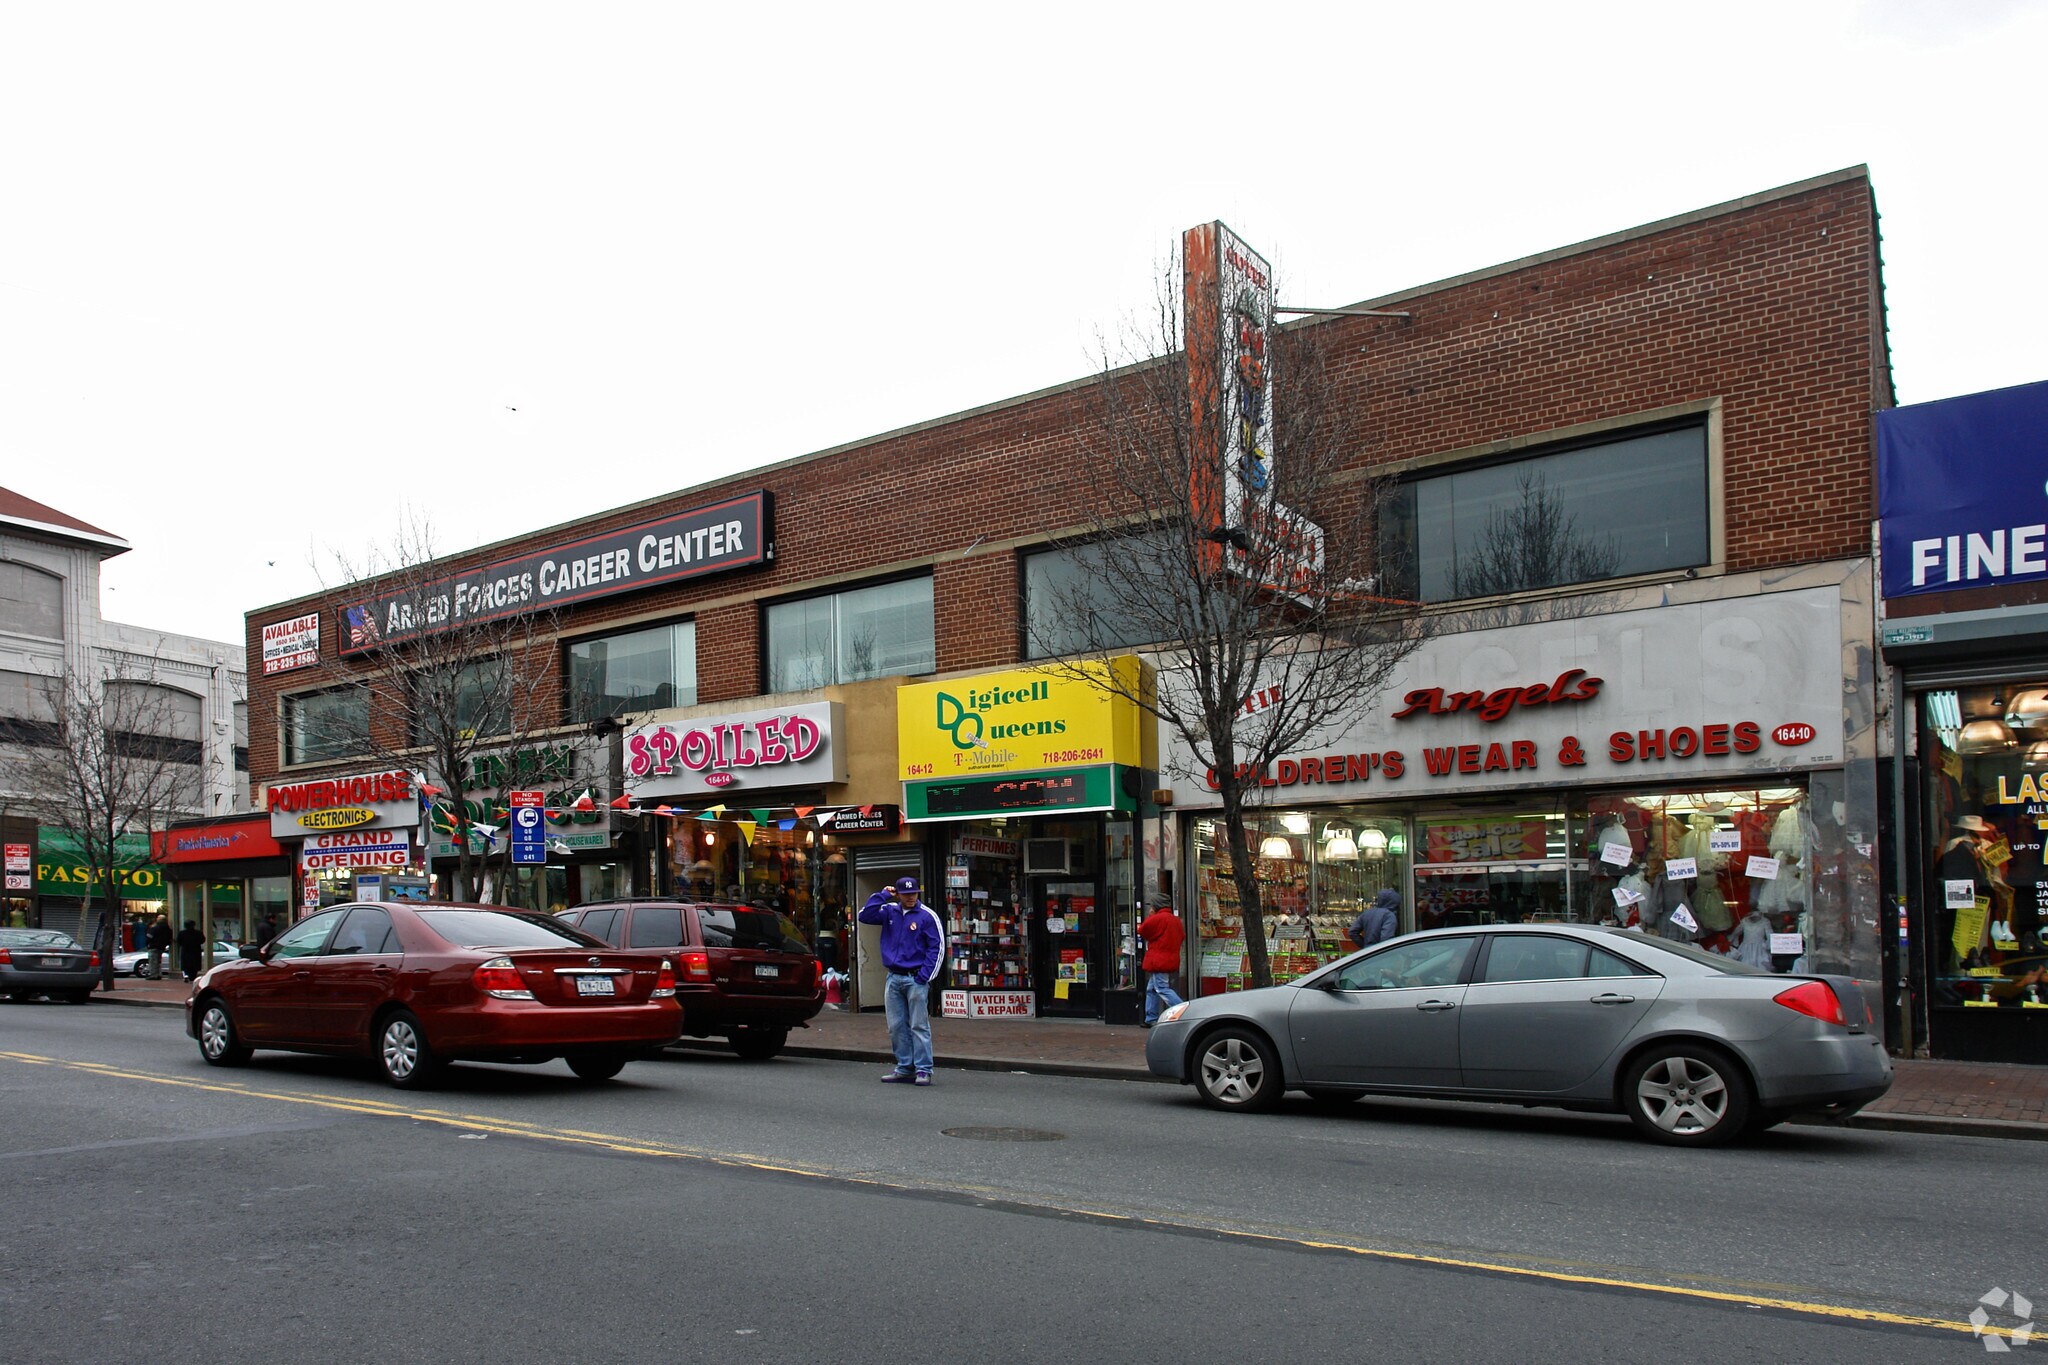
left=341, top=491, right=772, bottom=654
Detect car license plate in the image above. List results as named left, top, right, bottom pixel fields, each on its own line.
left=754, top=965, right=779, bottom=979
left=42, top=956, right=66, bottom=968
left=574, top=976, right=616, bottom=996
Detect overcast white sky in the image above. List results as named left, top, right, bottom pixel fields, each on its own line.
left=4, top=2, right=2044, bottom=647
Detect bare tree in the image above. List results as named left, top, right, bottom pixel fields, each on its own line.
left=309, top=516, right=569, bottom=903
left=13, top=658, right=202, bottom=990
left=1029, top=242, right=1427, bottom=989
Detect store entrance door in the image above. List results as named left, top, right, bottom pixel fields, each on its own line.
left=1031, top=875, right=1100, bottom=1016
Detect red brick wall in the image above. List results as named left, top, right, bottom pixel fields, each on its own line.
left=245, top=171, right=1885, bottom=787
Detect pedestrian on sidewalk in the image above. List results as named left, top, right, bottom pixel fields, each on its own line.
left=1346, top=888, right=1401, bottom=951
left=1137, top=891, right=1186, bottom=1028
left=146, top=914, right=172, bottom=980
left=257, top=913, right=280, bottom=947
left=857, top=875, right=946, bottom=1086
left=176, top=920, right=205, bottom=982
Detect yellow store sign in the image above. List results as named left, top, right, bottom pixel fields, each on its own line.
left=896, top=659, right=1154, bottom=780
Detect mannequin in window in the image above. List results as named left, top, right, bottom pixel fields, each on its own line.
left=1935, top=815, right=2003, bottom=969
left=1678, top=813, right=1732, bottom=932
left=1758, top=797, right=1809, bottom=921
left=1589, top=813, right=1636, bottom=879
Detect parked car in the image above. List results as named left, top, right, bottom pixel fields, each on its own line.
left=186, top=901, right=683, bottom=1087
left=115, top=940, right=236, bottom=978
left=0, top=928, right=99, bottom=1003
left=557, top=900, right=823, bottom=1060
left=1145, top=923, right=1893, bottom=1146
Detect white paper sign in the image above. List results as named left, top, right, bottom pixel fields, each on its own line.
left=1770, top=933, right=1805, bottom=955
left=1612, top=887, right=1644, bottom=907
left=1601, top=841, right=1633, bottom=867
left=1709, top=829, right=1743, bottom=854
left=1746, top=855, right=1781, bottom=880
left=1045, top=917, right=1067, bottom=934
left=1944, top=879, right=1978, bottom=910
left=1669, top=904, right=1700, bottom=933
left=1665, top=857, right=1698, bottom=880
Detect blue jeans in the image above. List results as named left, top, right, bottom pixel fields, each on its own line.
left=884, top=972, right=933, bottom=1073
left=1144, top=971, right=1184, bottom=1024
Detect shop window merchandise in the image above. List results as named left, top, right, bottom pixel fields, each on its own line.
left=1190, top=786, right=1818, bottom=995
left=1919, top=685, right=2048, bottom=1013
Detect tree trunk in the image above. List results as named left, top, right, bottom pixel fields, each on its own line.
left=1212, top=768, right=1271, bottom=990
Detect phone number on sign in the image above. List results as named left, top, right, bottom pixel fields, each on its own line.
left=1041, top=747, right=1104, bottom=764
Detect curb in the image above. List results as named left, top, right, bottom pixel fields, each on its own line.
left=1811, top=1111, right=2048, bottom=1143
left=669, top=1038, right=1173, bottom=1086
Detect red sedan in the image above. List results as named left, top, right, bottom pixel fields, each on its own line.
left=186, top=901, right=682, bottom=1087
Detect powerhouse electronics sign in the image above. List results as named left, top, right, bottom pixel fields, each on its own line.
left=1877, top=379, right=2048, bottom=599
left=340, top=491, right=772, bottom=654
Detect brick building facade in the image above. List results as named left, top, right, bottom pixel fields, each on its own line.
left=244, top=166, right=1895, bottom=1028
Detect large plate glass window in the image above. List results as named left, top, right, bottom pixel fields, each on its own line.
left=565, top=621, right=697, bottom=724
left=1022, top=532, right=1169, bottom=660
left=1919, top=684, right=2048, bottom=1013
left=406, top=659, right=509, bottom=745
left=764, top=576, right=933, bottom=691
left=282, top=685, right=370, bottom=765
left=1381, top=420, right=1710, bottom=603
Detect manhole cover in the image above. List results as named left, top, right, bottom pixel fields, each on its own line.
left=941, top=1126, right=1066, bottom=1142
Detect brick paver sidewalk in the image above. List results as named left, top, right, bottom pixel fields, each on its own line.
left=86, top=975, right=2047, bottom=1138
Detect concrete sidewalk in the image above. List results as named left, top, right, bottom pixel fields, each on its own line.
left=87, top=974, right=2048, bottom=1140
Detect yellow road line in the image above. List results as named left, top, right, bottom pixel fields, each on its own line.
left=1, top=1050, right=2013, bottom=1343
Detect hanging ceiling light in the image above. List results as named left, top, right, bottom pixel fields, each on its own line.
left=1358, top=827, right=1390, bottom=854
left=1280, top=813, right=1311, bottom=835
left=2025, top=739, right=2048, bottom=768
left=2008, top=688, right=2048, bottom=728
left=1258, top=835, right=1294, bottom=860
left=1957, top=718, right=2019, bottom=754
left=1322, top=833, right=1359, bottom=862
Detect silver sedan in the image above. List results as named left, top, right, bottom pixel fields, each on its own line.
left=1145, top=923, right=1893, bottom=1146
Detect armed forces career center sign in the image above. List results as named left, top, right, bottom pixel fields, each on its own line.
left=341, top=492, right=772, bottom=655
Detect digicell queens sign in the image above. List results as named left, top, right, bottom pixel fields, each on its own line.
left=340, top=491, right=773, bottom=655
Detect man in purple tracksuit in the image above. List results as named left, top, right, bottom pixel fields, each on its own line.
left=857, top=875, right=946, bottom=1086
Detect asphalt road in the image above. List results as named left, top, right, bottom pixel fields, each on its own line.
left=0, top=1001, right=2037, bottom=1363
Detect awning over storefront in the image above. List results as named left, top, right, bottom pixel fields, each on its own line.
left=35, top=828, right=165, bottom=898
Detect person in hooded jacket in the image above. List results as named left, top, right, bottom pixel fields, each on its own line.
left=175, top=920, right=205, bottom=982
left=857, top=876, right=946, bottom=1085
left=1346, top=889, right=1401, bottom=950
left=1136, top=891, right=1186, bottom=1028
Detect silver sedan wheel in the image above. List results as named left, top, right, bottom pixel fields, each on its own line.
left=200, top=1006, right=232, bottom=1059
left=1635, top=1054, right=1730, bottom=1135
left=1199, top=1035, right=1267, bottom=1106
left=382, top=1018, right=422, bottom=1081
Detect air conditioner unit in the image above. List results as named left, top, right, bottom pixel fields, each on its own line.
left=1023, top=838, right=1071, bottom=875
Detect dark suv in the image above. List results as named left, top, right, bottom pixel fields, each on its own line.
left=558, top=900, right=823, bottom=1059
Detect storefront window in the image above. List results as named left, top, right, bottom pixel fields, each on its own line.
left=1193, top=809, right=1409, bottom=994
left=1921, top=686, right=2048, bottom=1011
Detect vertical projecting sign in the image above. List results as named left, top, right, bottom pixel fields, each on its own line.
left=1183, top=221, right=1324, bottom=602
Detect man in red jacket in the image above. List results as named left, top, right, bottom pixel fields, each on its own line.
left=1137, top=890, right=1186, bottom=1028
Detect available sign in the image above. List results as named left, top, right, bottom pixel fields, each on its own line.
left=340, top=491, right=772, bottom=655
left=301, top=830, right=411, bottom=871
left=260, top=613, right=320, bottom=675
left=940, top=990, right=1035, bottom=1019
left=625, top=701, right=844, bottom=799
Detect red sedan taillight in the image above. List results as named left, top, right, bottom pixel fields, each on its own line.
left=89, top=952, right=100, bottom=969
left=678, top=950, right=712, bottom=983
left=653, top=960, right=677, bottom=998
left=473, top=956, right=534, bottom=1000
left=809, top=959, right=823, bottom=991
left=1773, top=981, right=1847, bottom=1027
left=0, top=949, right=10, bottom=965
